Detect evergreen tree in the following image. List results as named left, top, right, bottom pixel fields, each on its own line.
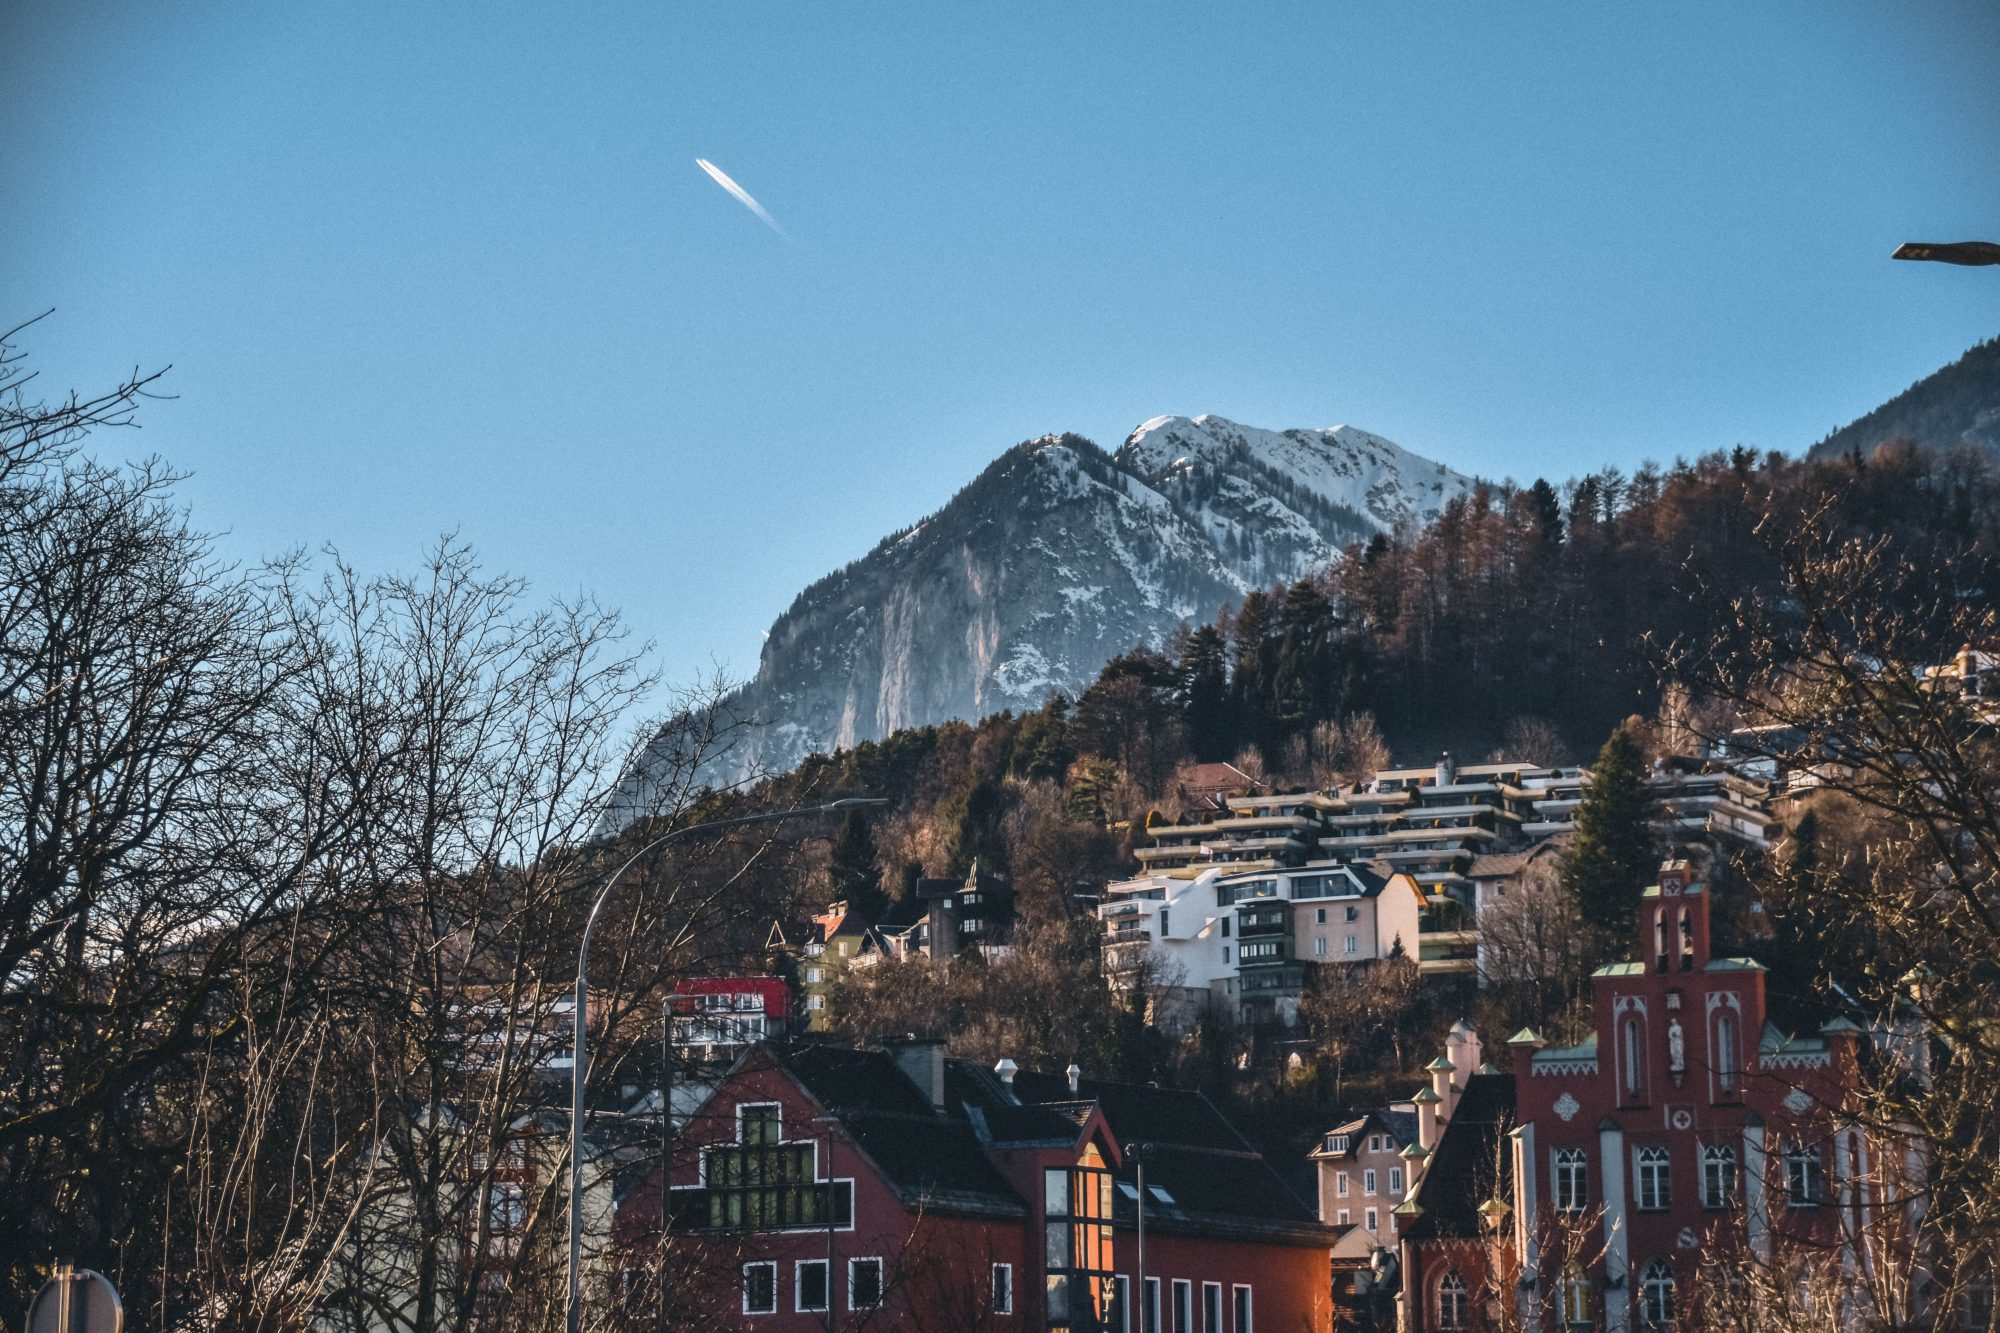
left=827, top=808, right=887, bottom=921
left=1010, top=695, right=1076, bottom=782
left=1274, top=577, right=1337, bottom=737
left=1178, top=624, right=1231, bottom=761
left=943, top=775, right=1010, bottom=874
left=1561, top=724, right=1656, bottom=937
left=1229, top=588, right=1283, bottom=761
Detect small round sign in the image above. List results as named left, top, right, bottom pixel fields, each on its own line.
left=26, top=1266, right=123, bottom=1333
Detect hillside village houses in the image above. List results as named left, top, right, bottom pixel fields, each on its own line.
left=1100, top=752, right=1778, bottom=1027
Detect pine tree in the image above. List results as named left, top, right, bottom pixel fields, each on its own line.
left=828, top=808, right=888, bottom=921
left=1561, top=725, right=1656, bottom=937
left=1178, top=625, right=1231, bottom=761
left=1274, top=577, right=1337, bottom=737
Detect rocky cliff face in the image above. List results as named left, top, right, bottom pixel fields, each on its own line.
left=615, top=415, right=1473, bottom=808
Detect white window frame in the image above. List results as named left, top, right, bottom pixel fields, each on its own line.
left=1364, top=1168, right=1378, bottom=1195
left=1365, top=1206, right=1378, bottom=1232
left=1203, top=1281, right=1223, bottom=1333
left=1114, top=1274, right=1132, bottom=1333
left=1336, top=1170, right=1350, bottom=1197
left=1437, top=1271, right=1469, bottom=1331
left=1232, top=1284, right=1253, bottom=1333
left=795, top=1258, right=830, bottom=1313
left=1702, top=1143, right=1739, bottom=1209
left=1785, top=1143, right=1823, bottom=1207
left=1172, top=1279, right=1194, bottom=1333
left=1313, top=937, right=1327, bottom=957
left=1636, top=1145, right=1671, bottom=1211
left=1344, top=934, right=1359, bottom=955
left=1337, top=1208, right=1350, bottom=1225
left=1144, top=1277, right=1162, bottom=1333
left=1554, top=1147, right=1588, bottom=1212
left=1389, top=1166, right=1404, bottom=1194
left=1640, top=1257, right=1675, bottom=1326
left=991, top=1262, right=1013, bottom=1315
left=848, top=1256, right=884, bottom=1309
left=742, top=1261, right=777, bottom=1315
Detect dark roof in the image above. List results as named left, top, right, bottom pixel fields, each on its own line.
left=1400, top=1072, right=1516, bottom=1241
left=1465, top=843, right=1560, bottom=880
left=772, top=1044, right=1026, bottom=1219
left=976, top=1064, right=1334, bottom=1248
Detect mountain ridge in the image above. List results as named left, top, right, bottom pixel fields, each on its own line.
left=613, top=414, right=1476, bottom=809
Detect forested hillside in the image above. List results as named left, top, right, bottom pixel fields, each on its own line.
left=1809, top=334, right=2000, bottom=460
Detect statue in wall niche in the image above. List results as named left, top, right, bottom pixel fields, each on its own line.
left=1667, top=1018, right=1686, bottom=1076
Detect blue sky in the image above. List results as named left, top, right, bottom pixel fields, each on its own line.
left=6, top=3, right=1997, bottom=694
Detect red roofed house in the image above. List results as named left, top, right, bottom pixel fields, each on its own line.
left=617, top=1039, right=1342, bottom=1330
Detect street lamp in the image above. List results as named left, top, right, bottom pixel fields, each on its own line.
left=567, top=797, right=884, bottom=1333
left=1123, top=1141, right=1157, bottom=1333
left=1892, top=241, right=2000, bottom=266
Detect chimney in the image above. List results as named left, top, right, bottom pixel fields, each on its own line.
left=1413, top=1085, right=1442, bottom=1150
left=1066, top=1063, right=1081, bottom=1097
left=1426, top=1056, right=1457, bottom=1120
left=1435, top=751, right=1456, bottom=787
left=889, top=1036, right=946, bottom=1110
left=1448, top=1021, right=1483, bottom=1093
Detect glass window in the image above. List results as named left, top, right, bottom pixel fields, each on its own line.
left=1045, top=1151, right=1115, bottom=1329
left=796, top=1260, right=828, bottom=1313
left=1203, top=1283, right=1223, bottom=1333
left=1112, top=1275, right=1131, bottom=1333
left=742, top=1261, right=776, bottom=1315
left=1144, top=1278, right=1162, bottom=1333
left=1316, top=907, right=1328, bottom=924
left=1344, top=935, right=1358, bottom=954
left=1716, top=1013, right=1741, bottom=1095
left=1390, top=1167, right=1404, bottom=1194
left=1314, top=938, right=1327, bottom=957
left=1554, top=1148, right=1588, bottom=1212
left=1702, top=1144, right=1739, bottom=1209
left=486, top=1182, right=525, bottom=1233
left=1640, top=1258, right=1675, bottom=1327
left=741, top=1104, right=781, bottom=1145
left=849, top=1257, right=883, bottom=1309
left=1785, top=1144, right=1824, bottom=1207
left=1636, top=1146, right=1672, bottom=1211
left=1622, top=1017, right=1645, bottom=1099
left=1559, top=1267, right=1592, bottom=1326
left=1173, top=1280, right=1193, bottom=1333
left=1364, top=1168, right=1377, bottom=1195
left=1337, top=1171, right=1350, bottom=1197
left=992, top=1263, right=1013, bottom=1314
left=1365, top=1207, right=1378, bottom=1232
left=1437, top=1273, right=1469, bottom=1330
left=1233, top=1285, right=1253, bottom=1333
left=1346, top=905, right=1360, bottom=922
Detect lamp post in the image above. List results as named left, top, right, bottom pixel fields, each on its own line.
left=1892, top=241, right=2000, bottom=266
left=1124, top=1141, right=1155, bottom=1333
left=567, top=797, right=883, bottom=1333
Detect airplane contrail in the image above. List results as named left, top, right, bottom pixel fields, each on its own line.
left=695, top=158, right=790, bottom=240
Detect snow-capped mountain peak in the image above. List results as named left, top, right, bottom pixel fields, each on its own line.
left=613, top=414, right=1477, bottom=807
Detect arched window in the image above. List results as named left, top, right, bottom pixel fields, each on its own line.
left=1437, top=1272, right=1469, bottom=1331
left=1702, top=1143, right=1739, bottom=1208
left=1640, top=1258, right=1675, bottom=1327
left=1554, top=1148, right=1589, bottom=1212
left=1635, top=1145, right=1672, bottom=1210
left=1679, top=906, right=1694, bottom=969
left=1559, top=1266, right=1593, bottom=1326
left=1715, top=1012, right=1741, bottom=1096
left=1622, top=1016, right=1646, bottom=1100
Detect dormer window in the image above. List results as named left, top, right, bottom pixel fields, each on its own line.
left=1327, top=1133, right=1351, bottom=1154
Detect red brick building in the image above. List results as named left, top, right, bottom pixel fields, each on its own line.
left=1397, top=859, right=1874, bottom=1332
left=618, top=1040, right=1340, bottom=1330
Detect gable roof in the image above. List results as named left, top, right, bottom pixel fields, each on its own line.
left=768, top=1044, right=1027, bottom=1219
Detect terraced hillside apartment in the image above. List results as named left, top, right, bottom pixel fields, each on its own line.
left=1103, top=752, right=1778, bottom=1025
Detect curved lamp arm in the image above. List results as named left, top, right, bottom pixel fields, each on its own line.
left=567, top=796, right=883, bottom=1333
